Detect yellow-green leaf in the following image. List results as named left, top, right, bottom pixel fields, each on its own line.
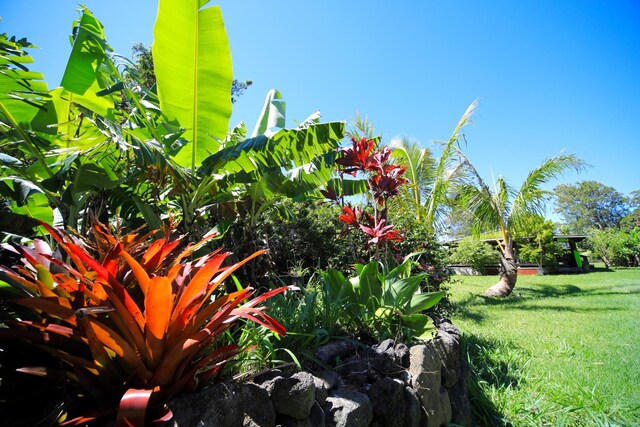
left=153, top=0, right=233, bottom=169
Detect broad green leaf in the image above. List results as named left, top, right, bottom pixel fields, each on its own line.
left=153, top=0, right=233, bottom=169
left=325, top=177, right=369, bottom=198
left=351, top=261, right=383, bottom=312
left=133, top=197, right=163, bottom=230
left=0, top=211, right=42, bottom=236
left=10, top=192, right=53, bottom=226
left=0, top=177, right=44, bottom=205
left=72, top=160, right=119, bottom=193
left=0, top=153, right=23, bottom=167
left=58, top=7, right=118, bottom=147
left=385, top=275, right=426, bottom=311
left=251, top=89, right=285, bottom=137
left=199, top=122, right=345, bottom=176
left=401, top=313, right=437, bottom=340
left=407, top=290, right=445, bottom=315
left=0, top=33, right=57, bottom=145
left=60, top=7, right=111, bottom=95
left=0, top=34, right=49, bottom=126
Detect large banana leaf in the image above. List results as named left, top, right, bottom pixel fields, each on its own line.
left=0, top=33, right=58, bottom=151
left=153, top=0, right=233, bottom=169
left=199, top=121, right=345, bottom=177
left=0, top=38, right=49, bottom=127
left=60, top=7, right=117, bottom=121
left=251, top=89, right=285, bottom=137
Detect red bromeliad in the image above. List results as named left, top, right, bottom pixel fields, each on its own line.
left=0, top=221, right=288, bottom=426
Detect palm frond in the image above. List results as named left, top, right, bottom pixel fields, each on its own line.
left=509, top=153, right=586, bottom=229
left=390, top=136, right=436, bottom=222
left=424, top=100, right=478, bottom=230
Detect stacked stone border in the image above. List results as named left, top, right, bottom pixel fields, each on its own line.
left=169, top=318, right=472, bottom=427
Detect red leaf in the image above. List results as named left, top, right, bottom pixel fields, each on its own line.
left=116, top=388, right=157, bottom=427
left=338, top=205, right=359, bottom=225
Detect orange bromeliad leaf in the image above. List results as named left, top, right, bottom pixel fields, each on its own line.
left=171, top=252, right=229, bottom=326
left=142, top=237, right=181, bottom=272
left=120, top=249, right=151, bottom=296
left=197, top=249, right=267, bottom=312
left=3, top=220, right=288, bottom=426
left=13, top=297, right=77, bottom=325
left=86, top=318, right=153, bottom=382
left=144, top=276, right=173, bottom=365
left=116, top=387, right=156, bottom=427
left=172, top=234, right=221, bottom=266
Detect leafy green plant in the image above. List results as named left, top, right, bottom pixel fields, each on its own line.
left=321, top=255, right=445, bottom=341
left=447, top=238, right=500, bottom=273
left=512, top=215, right=563, bottom=269
left=1, top=2, right=346, bottom=241
left=587, top=226, right=640, bottom=268
left=0, top=222, right=287, bottom=426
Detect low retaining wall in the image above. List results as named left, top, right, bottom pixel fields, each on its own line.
left=168, top=318, right=472, bottom=427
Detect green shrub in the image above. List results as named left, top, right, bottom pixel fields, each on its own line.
left=447, top=239, right=500, bottom=273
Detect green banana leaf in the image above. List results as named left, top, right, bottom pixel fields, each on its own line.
left=60, top=7, right=117, bottom=121
left=153, top=0, right=233, bottom=169
left=199, top=121, right=345, bottom=177
left=2, top=186, right=53, bottom=227
left=251, top=89, right=286, bottom=137
left=0, top=36, right=49, bottom=127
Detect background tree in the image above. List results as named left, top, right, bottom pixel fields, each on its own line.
left=441, top=202, right=476, bottom=240
left=389, top=101, right=476, bottom=232
left=512, top=214, right=562, bottom=269
left=620, top=189, right=640, bottom=232
left=588, top=227, right=640, bottom=268
left=456, top=153, right=584, bottom=297
left=554, top=181, right=629, bottom=232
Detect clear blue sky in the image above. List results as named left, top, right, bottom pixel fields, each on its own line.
left=2, top=1, right=639, bottom=215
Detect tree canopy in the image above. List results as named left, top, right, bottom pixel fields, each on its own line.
left=553, top=180, right=630, bottom=232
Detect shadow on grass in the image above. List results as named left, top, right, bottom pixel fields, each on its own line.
left=463, top=334, right=524, bottom=427
left=452, top=281, right=632, bottom=323
left=453, top=293, right=488, bottom=323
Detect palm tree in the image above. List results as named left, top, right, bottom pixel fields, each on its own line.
left=455, top=153, right=585, bottom=297
left=390, top=101, right=478, bottom=231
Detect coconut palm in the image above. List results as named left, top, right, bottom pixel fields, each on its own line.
left=455, top=153, right=585, bottom=297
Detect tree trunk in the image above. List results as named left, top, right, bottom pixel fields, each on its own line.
left=485, top=246, right=517, bottom=297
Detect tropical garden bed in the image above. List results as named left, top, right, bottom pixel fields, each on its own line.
left=1, top=1, right=618, bottom=426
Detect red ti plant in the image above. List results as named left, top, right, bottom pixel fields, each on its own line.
left=326, top=137, right=408, bottom=259
left=0, top=221, right=287, bottom=426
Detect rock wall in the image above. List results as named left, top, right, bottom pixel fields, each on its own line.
left=168, top=318, right=472, bottom=427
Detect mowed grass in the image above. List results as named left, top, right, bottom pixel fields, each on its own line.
left=448, top=267, right=640, bottom=426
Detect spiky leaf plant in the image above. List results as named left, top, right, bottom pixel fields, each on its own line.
left=0, top=222, right=287, bottom=426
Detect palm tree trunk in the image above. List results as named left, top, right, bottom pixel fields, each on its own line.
left=485, top=245, right=517, bottom=297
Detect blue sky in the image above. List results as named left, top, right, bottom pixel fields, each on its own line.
left=2, top=1, right=639, bottom=217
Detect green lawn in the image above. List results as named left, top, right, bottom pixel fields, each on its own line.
left=448, top=268, right=640, bottom=426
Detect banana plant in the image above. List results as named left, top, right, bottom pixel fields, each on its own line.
left=2, top=0, right=348, bottom=241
